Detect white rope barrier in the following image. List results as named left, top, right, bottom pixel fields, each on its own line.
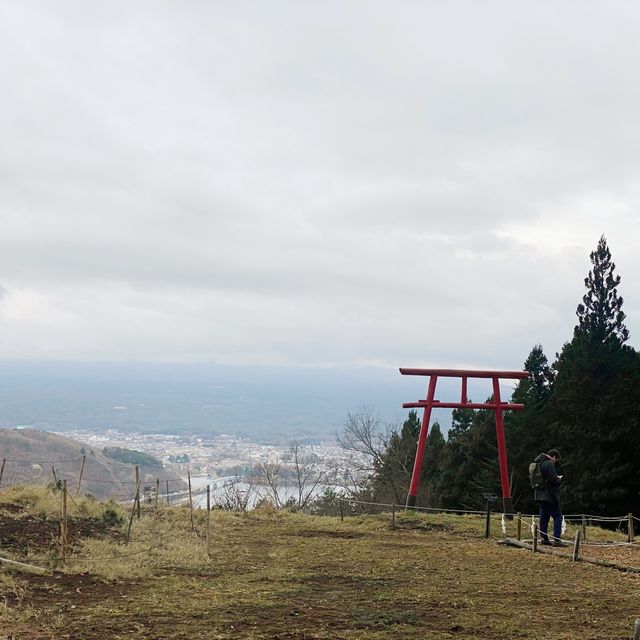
left=338, top=497, right=488, bottom=516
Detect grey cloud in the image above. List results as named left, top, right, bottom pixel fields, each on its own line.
left=1, top=2, right=640, bottom=367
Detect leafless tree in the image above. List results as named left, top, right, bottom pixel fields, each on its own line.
left=253, top=442, right=328, bottom=511
left=255, top=460, right=286, bottom=509
left=337, top=406, right=389, bottom=469
left=290, top=441, right=327, bottom=510
left=336, top=406, right=394, bottom=496
left=215, top=471, right=257, bottom=511
left=335, top=466, right=371, bottom=500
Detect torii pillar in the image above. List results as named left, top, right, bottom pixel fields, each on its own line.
left=400, top=368, right=529, bottom=515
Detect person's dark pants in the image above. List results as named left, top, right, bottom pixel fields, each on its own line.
left=539, top=500, right=563, bottom=542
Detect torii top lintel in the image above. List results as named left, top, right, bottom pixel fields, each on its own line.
left=399, top=368, right=529, bottom=380
left=399, top=368, right=529, bottom=411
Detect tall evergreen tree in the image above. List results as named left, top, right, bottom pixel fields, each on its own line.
left=432, top=237, right=640, bottom=515
left=549, top=236, right=640, bottom=515
left=575, top=235, right=629, bottom=345
left=448, top=406, right=474, bottom=443
left=518, top=344, right=555, bottom=406
left=506, top=344, right=555, bottom=511
left=423, top=422, right=446, bottom=507
left=438, top=401, right=501, bottom=510
left=401, top=409, right=421, bottom=443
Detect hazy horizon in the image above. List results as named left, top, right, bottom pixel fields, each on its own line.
left=0, top=360, right=513, bottom=441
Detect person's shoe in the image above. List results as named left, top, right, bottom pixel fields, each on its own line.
left=552, top=540, right=570, bottom=547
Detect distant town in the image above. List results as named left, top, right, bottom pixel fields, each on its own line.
left=57, top=428, right=361, bottom=485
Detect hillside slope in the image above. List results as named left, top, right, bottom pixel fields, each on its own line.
left=0, top=428, right=184, bottom=499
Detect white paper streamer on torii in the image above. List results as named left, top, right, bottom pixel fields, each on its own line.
left=501, top=513, right=506, bottom=534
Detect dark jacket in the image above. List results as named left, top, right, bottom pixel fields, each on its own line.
left=533, top=453, right=561, bottom=506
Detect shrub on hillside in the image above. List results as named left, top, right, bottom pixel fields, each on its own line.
left=102, top=447, right=162, bottom=468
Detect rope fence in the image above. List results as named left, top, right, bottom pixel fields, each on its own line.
left=2, top=459, right=638, bottom=528
left=2, top=479, right=640, bottom=580
left=340, top=497, right=636, bottom=524
left=0, top=448, right=226, bottom=495
left=0, top=473, right=219, bottom=571
left=1, top=458, right=85, bottom=464
left=3, top=454, right=640, bottom=576
left=337, top=497, right=640, bottom=548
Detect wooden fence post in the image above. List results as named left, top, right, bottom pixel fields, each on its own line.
left=76, top=455, right=86, bottom=496
left=339, top=499, right=344, bottom=522
left=572, top=529, right=581, bottom=561
left=581, top=515, right=587, bottom=543
left=51, top=466, right=58, bottom=486
left=135, top=466, right=140, bottom=519
left=0, top=458, right=6, bottom=487
left=188, top=471, right=195, bottom=532
left=126, top=474, right=141, bottom=544
left=391, top=504, right=396, bottom=529
left=154, top=478, right=160, bottom=512
left=206, top=485, right=211, bottom=557
left=61, top=480, right=68, bottom=563
left=485, top=501, right=491, bottom=539
left=532, top=523, right=538, bottom=552
left=629, top=513, right=635, bottom=543
left=516, top=513, right=522, bottom=541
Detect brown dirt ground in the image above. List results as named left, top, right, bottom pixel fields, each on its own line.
left=3, top=509, right=640, bottom=639
left=0, top=513, right=123, bottom=553
left=3, top=571, right=138, bottom=607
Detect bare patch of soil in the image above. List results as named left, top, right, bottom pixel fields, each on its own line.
left=395, top=519, right=454, bottom=532
left=0, top=502, right=24, bottom=514
left=294, top=529, right=365, bottom=539
left=0, top=513, right=123, bottom=553
left=579, top=542, right=640, bottom=568
left=9, top=572, right=138, bottom=608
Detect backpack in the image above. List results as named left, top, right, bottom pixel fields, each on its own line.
left=528, top=461, right=546, bottom=489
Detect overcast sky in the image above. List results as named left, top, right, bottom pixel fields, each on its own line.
left=1, top=2, right=640, bottom=373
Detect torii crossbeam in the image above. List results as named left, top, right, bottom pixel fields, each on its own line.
left=400, top=368, right=529, bottom=514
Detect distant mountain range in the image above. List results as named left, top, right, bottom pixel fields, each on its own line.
left=0, top=361, right=484, bottom=441
left=0, top=427, right=185, bottom=499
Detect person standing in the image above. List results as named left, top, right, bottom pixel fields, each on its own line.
left=532, top=448, right=566, bottom=546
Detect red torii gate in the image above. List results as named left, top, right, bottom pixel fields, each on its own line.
left=400, top=367, right=529, bottom=514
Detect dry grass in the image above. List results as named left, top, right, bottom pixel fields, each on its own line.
left=0, top=483, right=127, bottom=521
left=2, top=490, right=640, bottom=639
